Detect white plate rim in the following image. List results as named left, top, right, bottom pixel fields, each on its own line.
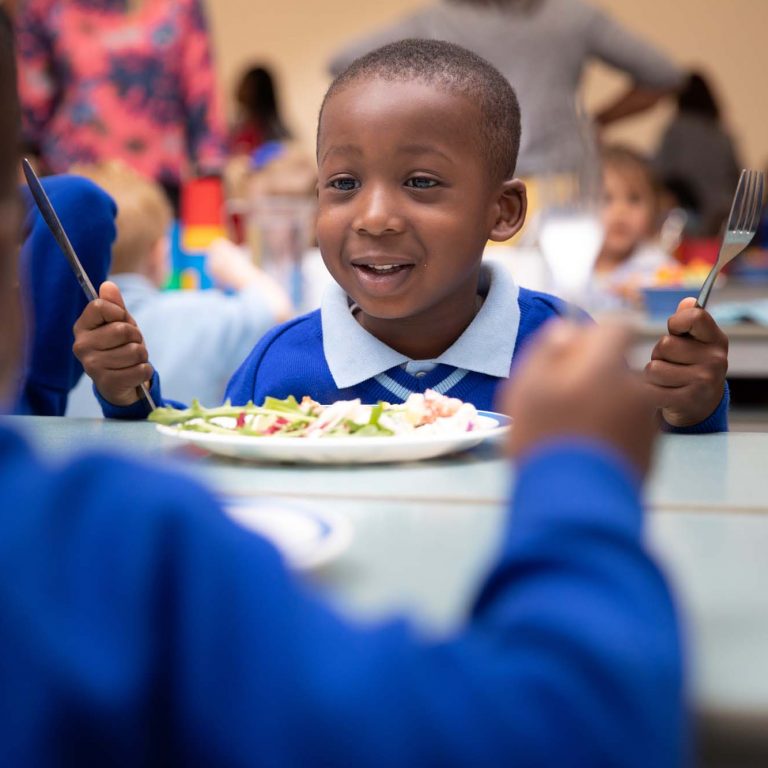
left=156, top=410, right=510, bottom=463
left=224, top=498, right=353, bottom=570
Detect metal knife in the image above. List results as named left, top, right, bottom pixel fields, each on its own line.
left=21, top=158, right=157, bottom=411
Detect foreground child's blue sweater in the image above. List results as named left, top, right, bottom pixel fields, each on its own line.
left=0, top=422, right=685, bottom=766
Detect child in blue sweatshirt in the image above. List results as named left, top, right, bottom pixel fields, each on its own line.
left=1, top=23, right=685, bottom=762
left=76, top=39, right=729, bottom=433
left=14, top=174, right=115, bottom=415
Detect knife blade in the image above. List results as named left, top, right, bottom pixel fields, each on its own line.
left=22, top=158, right=157, bottom=411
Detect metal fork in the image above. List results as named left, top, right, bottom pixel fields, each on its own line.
left=697, top=169, right=765, bottom=308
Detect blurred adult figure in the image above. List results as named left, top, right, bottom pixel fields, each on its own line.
left=16, top=0, right=226, bottom=206
left=655, top=72, right=742, bottom=236
left=329, top=0, right=683, bottom=179
left=0, top=0, right=17, bottom=19
left=229, top=65, right=292, bottom=156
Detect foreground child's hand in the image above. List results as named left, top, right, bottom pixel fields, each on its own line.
left=502, top=321, right=658, bottom=477
left=644, top=298, right=728, bottom=427
left=72, top=281, right=153, bottom=406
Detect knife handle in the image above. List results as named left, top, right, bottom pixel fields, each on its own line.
left=137, top=382, right=157, bottom=412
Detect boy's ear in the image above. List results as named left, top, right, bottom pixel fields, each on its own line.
left=488, top=179, right=527, bottom=242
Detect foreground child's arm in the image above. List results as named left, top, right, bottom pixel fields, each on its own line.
left=645, top=298, right=729, bottom=431
left=72, top=281, right=158, bottom=413
left=7, top=322, right=684, bottom=766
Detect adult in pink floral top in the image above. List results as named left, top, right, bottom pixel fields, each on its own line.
left=16, top=0, right=226, bottom=199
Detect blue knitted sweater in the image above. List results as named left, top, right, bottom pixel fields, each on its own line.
left=225, top=287, right=564, bottom=409
left=222, top=287, right=729, bottom=432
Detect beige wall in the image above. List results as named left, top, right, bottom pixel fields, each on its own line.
left=208, top=0, right=768, bottom=168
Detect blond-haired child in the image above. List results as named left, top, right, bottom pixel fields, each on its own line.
left=66, top=161, right=290, bottom=413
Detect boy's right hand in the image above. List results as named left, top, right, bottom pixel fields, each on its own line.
left=501, top=321, right=659, bottom=478
left=73, top=281, right=153, bottom=406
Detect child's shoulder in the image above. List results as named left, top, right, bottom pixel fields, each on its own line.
left=514, top=287, right=589, bottom=355
left=517, top=286, right=570, bottom=324
left=226, top=309, right=337, bottom=404
left=252, top=309, right=324, bottom=358
left=25, top=173, right=116, bottom=217
left=227, top=309, right=323, bottom=382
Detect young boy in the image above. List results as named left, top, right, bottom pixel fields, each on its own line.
left=64, top=161, right=291, bottom=413
left=1, top=17, right=685, bottom=764
left=75, top=40, right=728, bottom=433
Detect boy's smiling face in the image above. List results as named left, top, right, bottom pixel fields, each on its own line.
left=316, top=78, right=525, bottom=359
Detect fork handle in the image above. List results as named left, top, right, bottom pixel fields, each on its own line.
left=696, top=263, right=719, bottom=309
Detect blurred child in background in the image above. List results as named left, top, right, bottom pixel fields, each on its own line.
left=224, top=64, right=315, bottom=246
left=592, top=145, right=677, bottom=309
left=229, top=65, right=292, bottom=156
left=66, top=161, right=290, bottom=414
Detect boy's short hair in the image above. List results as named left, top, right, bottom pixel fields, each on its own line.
left=319, top=39, right=521, bottom=182
left=69, top=161, right=172, bottom=274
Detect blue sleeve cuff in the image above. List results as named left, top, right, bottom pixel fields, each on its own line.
left=96, top=371, right=164, bottom=420
left=663, top=381, right=729, bottom=434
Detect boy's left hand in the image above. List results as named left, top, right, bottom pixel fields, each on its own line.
left=644, top=297, right=729, bottom=427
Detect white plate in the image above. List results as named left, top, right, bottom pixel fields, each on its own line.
left=224, top=498, right=352, bottom=570
left=156, top=411, right=510, bottom=464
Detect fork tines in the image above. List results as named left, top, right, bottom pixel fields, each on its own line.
left=730, top=169, right=765, bottom=235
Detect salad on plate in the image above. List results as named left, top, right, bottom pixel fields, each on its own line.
left=149, top=389, right=484, bottom=439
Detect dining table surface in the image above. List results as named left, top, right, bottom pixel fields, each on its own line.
left=5, top=414, right=768, bottom=757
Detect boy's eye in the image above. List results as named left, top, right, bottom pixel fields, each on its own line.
left=405, top=177, right=438, bottom=190
left=329, top=177, right=359, bottom=192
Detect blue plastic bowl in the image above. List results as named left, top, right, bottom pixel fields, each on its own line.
left=641, top=287, right=696, bottom=320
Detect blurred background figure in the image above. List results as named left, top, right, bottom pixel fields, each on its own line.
left=592, top=145, right=676, bottom=309
left=16, top=0, right=226, bottom=210
left=15, top=174, right=116, bottom=415
left=229, top=64, right=292, bottom=157
left=222, top=65, right=317, bottom=305
left=655, top=71, right=742, bottom=237
left=65, top=161, right=290, bottom=414
left=329, top=0, right=683, bottom=184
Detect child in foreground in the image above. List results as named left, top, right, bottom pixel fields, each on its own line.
left=75, top=40, right=729, bottom=432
